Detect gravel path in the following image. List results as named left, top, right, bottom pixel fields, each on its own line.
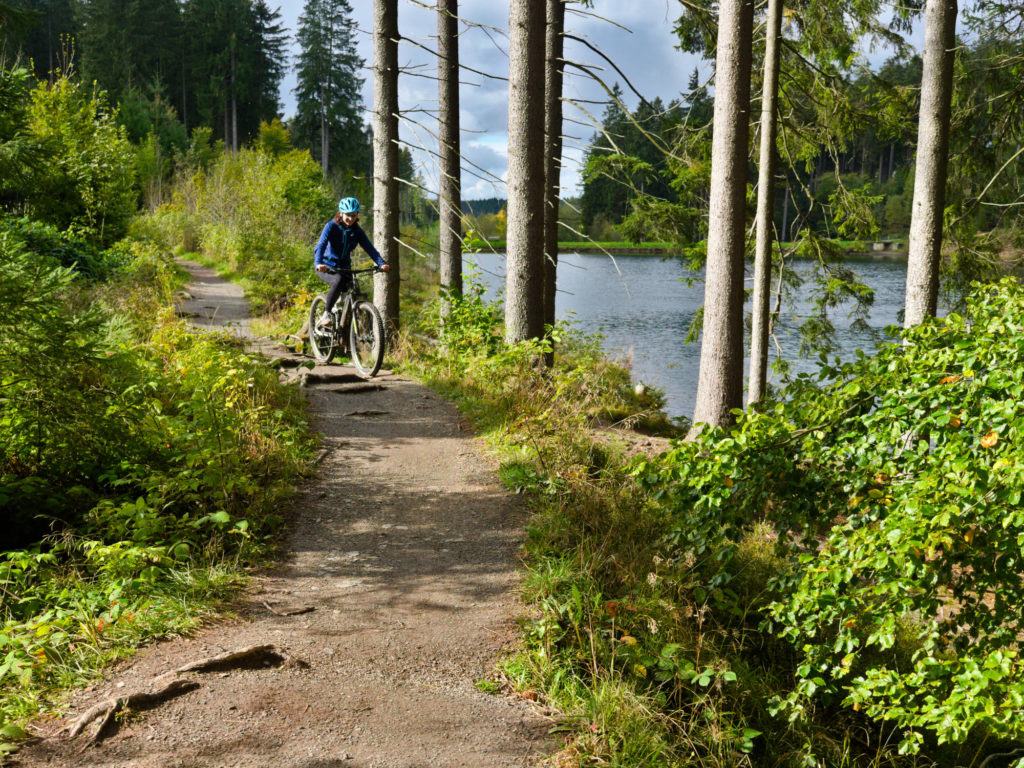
left=15, top=261, right=551, bottom=768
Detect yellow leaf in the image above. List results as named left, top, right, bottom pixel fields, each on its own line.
left=633, top=663, right=648, bottom=678
left=620, top=635, right=637, bottom=646
left=964, top=528, right=975, bottom=544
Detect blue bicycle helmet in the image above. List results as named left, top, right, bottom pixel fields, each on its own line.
left=338, top=197, right=360, bottom=214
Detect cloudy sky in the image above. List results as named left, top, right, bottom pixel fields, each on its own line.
left=273, top=0, right=707, bottom=200
left=271, top=1, right=920, bottom=201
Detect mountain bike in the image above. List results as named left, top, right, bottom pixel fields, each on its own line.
left=307, top=267, right=386, bottom=377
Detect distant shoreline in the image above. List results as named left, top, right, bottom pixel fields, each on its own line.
left=460, top=240, right=909, bottom=260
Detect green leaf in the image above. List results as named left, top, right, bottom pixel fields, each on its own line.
left=1, top=724, right=29, bottom=740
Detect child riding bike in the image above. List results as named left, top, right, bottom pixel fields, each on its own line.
left=314, top=197, right=389, bottom=327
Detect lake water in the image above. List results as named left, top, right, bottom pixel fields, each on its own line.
left=464, top=251, right=910, bottom=420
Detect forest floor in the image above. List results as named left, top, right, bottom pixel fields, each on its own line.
left=13, top=261, right=552, bottom=768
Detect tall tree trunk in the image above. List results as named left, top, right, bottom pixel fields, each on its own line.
left=747, top=0, right=783, bottom=407
left=181, top=47, right=188, bottom=132
left=373, top=0, right=401, bottom=333
left=320, top=85, right=329, bottom=172
left=437, top=0, right=462, bottom=318
left=230, top=40, right=238, bottom=152
left=781, top=182, right=790, bottom=241
left=690, top=0, right=754, bottom=431
left=504, top=0, right=547, bottom=344
left=904, top=0, right=957, bottom=327
left=542, top=0, right=565, bottom=364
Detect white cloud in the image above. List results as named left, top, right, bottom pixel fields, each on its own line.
left=275, top=0, right=705, bottom=199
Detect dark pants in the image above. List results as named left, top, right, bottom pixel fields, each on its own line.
left=316, top=270, right=352, bottom=313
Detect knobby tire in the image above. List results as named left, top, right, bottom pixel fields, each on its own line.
left=349, top=301, right=385, bottom=378
left=308, top=294, right=336, bottom=363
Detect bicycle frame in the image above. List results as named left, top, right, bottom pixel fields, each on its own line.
left=323, top=267, right=379, bottom=342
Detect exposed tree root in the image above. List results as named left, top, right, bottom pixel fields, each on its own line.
left=66, top=679, right=199, bottom=743
left=173, top=644, right=285, bottom=674
left=65, top=645, right=295, bottom=745
left=262, top=600, right=316, bottom=616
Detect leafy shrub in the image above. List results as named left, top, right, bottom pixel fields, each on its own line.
left=633, top=278, right=1024, bottom=758
left=0, top=215, right=128, bottom=279
left=24, top=75, right=137, bottom=245
left=0, top=66, right=45, bottom=207
left=0, top=232, right=313, bottom=736
left=166, top=147, right=333, bottom=312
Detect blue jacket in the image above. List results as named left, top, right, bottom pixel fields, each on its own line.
left=313, top=220, right=386, bottom=271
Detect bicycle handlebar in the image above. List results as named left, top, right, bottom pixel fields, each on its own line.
left=322, top=267, right=384, bottom=275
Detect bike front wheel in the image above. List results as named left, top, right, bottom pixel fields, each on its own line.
left=308, top=294, right=336, bottom=363
left=348, top=300, right=385, bottom=377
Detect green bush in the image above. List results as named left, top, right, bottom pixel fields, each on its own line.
left=0, top=215, right=128, bottom=279
left=633, top=278, right=1024, bottom=759
left=0, top=233, right=313, bottom=739
left=24, top=76, right=137, bottom=245
left=166, top=147, right=333, bottom=312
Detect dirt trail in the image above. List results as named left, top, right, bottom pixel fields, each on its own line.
left=15, top=262, right=551, bottom=768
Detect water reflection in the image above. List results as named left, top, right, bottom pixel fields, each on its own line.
left=464, top=251, right=909, bottom=420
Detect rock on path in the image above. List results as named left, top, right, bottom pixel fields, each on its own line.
left=15, top=261, right=550, bottom=768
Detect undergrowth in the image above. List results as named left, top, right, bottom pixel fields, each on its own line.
left=392, top=275, right=1024, bottom=767
left=0, top=223, right=314, bottom=756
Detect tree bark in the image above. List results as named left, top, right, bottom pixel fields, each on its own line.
left=437, top=0, right=462, bottom=317
left=904, top=0, right=957, bottom=328
left=690, top=0, right=754, bottom=431
left=373, top=0, right=401, bottom=333
left=504, top=0, right=547, bottom=344
left=747, top=0, right=783, bottom=407
left=230, top=40, right=238, bottom=152
left=542, top=0, right=565, bottom=364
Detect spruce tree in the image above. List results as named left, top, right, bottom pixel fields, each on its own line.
left=294, top=0, right=367, bottom=176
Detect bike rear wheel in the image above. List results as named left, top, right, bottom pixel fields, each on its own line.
left=308, top=294, right=336, bottom=363
left=349, top=300, right=385, bottom=377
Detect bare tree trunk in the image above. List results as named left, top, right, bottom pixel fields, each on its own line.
left=747, top=0, right=783, bottom=407
left=230, top=42, right=238, bottom=153
left=904, top=0, right=957, bottom=328
left=690, top=0, right=754, bottom=432
left=320, top=85, right=329, bottom=172
left=542, top=0, right=565, bottom=365
left=781, top=182, right=790, bottom=241
left=373, top=0, right=401, bottom=333
left=504, top=0, right=546, bottom=344
left=437, top=0, right=462, bottom=317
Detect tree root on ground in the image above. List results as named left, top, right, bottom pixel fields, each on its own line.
left=172, top=643, right=285, bottom=674
left=66, top=679, right=199, bottom=743
left=65, top=644, right=302, bottom=745
left=262, top=600, right=316, bottom=617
